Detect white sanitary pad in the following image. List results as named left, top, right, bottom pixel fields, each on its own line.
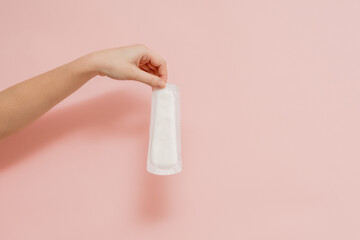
left=147, top=83, right=182, bottom=175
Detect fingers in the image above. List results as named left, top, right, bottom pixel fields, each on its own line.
left=139, top=64, right=155, bottom=75
left=131, top=67, right=166, bottom=88
left=146, top=49, right=168, bottom=83
left=147, top=63, right=157, bottom=72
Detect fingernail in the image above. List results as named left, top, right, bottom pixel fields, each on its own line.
left=157, top=80, right=166, bottom=88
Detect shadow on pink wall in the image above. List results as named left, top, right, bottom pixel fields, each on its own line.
left=0, top=90, right=174, bottom=223
left=0, top=90, right=148, bottom=170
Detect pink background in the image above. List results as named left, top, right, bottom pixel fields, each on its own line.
left=1, top=0, right=360, bottom=239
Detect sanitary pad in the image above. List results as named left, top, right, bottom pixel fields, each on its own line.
left=147, top=83, right=182, bottom=175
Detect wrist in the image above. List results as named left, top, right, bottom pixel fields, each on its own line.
left=73, top=52, right=102, bottom=79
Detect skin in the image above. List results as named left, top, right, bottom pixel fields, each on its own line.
left=0, top=44, right=167, bottom=140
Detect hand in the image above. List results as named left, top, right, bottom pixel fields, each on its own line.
left=88, top=44, right=167, bottom=88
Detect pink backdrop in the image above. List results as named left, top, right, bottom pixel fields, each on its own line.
left=1, top=0, right=360, bottom=239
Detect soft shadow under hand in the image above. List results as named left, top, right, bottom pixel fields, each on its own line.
left=0, top=89, right=174, bottom=223
left=0, top=90, right=148, bottom=171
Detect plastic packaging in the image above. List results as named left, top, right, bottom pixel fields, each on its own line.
left=147, top=83, right=182, bottom=175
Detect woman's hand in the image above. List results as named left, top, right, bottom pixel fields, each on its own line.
left=88, top=44, right=168, bottom=88
left=0, top=44, right=166, bottom=139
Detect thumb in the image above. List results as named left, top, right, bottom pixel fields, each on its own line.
left=131, top=67, right=166, bottom=88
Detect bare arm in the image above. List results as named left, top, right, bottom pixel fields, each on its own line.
left=0, top=44, right=167, bottom=140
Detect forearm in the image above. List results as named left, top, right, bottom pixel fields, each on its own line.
left=0, top=54, right=99, bottom=140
